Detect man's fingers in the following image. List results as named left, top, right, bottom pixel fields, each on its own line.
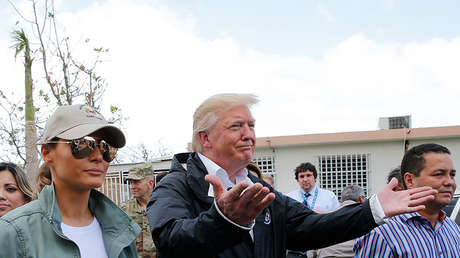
left=227, top=181, right=250, bottom=200
left=386, top=177, right=399, bottom=189
left=408, top=195, right=435, bottom=207
left=205, top=175, right=225, bottom=198
left=408, top=189, right=437, bottom=200
left=255, top=192, right=276, bottom=211
left=406, top=186, right=436, bottom=195
left=239, top=183, right=264, bottom=203
left=404, top=205, right=426, bottom=213
left=248, top=185, right=271, bottom=204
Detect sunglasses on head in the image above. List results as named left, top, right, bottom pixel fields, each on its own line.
left=46, top=136, right=117, bottom=162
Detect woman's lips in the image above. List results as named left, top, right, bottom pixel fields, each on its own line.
left=84, top=169, right=104, bottom=175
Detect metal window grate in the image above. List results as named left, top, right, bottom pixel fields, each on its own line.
left=253, top=155, right=276, bottom=181
left=317, top=154, right=370, bottom=200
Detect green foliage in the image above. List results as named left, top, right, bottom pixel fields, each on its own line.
left=11, top=29, right=28, bottom=59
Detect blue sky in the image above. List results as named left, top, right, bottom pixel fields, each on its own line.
left=1, top=0, right=460, bottom=157
left=151, top=0, right=460, bottom=56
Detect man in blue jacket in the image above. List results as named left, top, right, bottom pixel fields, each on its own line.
left=147, top=93, right=437, bottom=258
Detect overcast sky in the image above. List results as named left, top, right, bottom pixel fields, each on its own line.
left=1, top=0, right=460, bottom=157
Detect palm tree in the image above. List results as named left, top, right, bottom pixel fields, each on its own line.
left=12, top=29, right=39, bottom=186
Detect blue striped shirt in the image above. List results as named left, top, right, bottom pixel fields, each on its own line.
left=354, top=211, right=460, bottom=257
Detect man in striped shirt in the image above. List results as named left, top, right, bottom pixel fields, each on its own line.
left=354, top=143, right=460, bottom=257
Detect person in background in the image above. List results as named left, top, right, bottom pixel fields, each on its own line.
left=147, top=93, right=436, bottom=258
left=248, top=162, right=275, bottom=188
left=262, top=174, right=274, bottom=188
left=354, top=143, right=459, bottom=257
left=287, top=162, right=339, bottom=213
left=286, top=162, right=340, bottom=258
left=387, top=166, right=404, bottom=191
left=0, top=104, right=140, bottom=258
left=0, top=162, right=33, bottom=217
left=121, top=162, right=157, bottom=258
left=316, top=185, right=366, bottom=258
left=153, top=171, right=168, bottom=188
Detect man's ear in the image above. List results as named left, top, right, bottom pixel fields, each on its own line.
left=403, top=172, right=416, bottom=189
left=148, top=178, right=155, bottom=189
left=198, top=131, right=212, bottom=148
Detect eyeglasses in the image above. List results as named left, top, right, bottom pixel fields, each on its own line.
left=46, top=136, right=117, bottom=162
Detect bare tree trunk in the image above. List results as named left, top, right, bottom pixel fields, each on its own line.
left=23, top=35, right=39, bottom=188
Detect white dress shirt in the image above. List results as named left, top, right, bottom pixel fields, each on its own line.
left=287, top=185, right=339, bottom=212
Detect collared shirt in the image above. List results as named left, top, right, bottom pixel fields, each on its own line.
left=287, top=185, right=339, bottom=212
left=354, top=211, right=460, bottom=258
left=198, top=153, right=255, bottom=233
left=197, top=153, right=253, bottom=198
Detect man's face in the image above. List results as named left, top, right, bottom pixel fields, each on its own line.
left=297, top=170, right=316, bottom=192
left=406, top=152, right=456, bottom=210
left=203, top=105, right=255, bottom=172
left=129, top=177, right=153, bottom=199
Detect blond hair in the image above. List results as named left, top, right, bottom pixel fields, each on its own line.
left=192, top=93, right=259, bottom=152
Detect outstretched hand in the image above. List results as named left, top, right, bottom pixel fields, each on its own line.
left=378, top=178, right=437, bottom=217
left=205, top=174, right=275, bottom=227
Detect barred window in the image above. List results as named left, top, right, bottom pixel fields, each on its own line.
left=253, top=155, right=276, bottom=182
left=317, top=154, right=370, bottom=200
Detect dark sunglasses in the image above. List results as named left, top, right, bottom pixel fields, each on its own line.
left=46, top=136, right=117, bottom=162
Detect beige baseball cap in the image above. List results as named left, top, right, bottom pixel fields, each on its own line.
left=39, top=104, right=126, bottom=148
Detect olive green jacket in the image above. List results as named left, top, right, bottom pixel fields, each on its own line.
left=0, top=184, right=141, bottom=258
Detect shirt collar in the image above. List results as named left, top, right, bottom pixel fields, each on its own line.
left=399, top=210, right=447, bottom=222
left=197, top=153, right=253, bottom=197
left=300, top=184, right=317, bottom=195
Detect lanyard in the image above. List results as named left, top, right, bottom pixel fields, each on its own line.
left=305, top=188, right=319, bottom=210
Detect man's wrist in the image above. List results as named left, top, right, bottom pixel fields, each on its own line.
left=213, top=200, right=254, bottom=230
left=369, top=194, right=389, bottom=225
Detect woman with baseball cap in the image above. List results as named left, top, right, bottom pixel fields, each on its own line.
left=0, top=105, right=140, bottom=258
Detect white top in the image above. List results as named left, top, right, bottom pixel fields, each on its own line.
left=287, top=185, right=340, bottom=212
left=61, top=217, right=108, bottom=258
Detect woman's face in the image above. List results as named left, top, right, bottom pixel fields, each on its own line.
left=0, top=170, right=27, bottom=217
left=43, top=132, right=110, bottom=192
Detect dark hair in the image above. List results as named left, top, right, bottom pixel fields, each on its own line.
left=295, top=162, right=317, bottom=180
left=387, top=166, right=402, bottom=184
left=0, top=162, right=33, bottom=202
left=341, top=185, right=365, bottom=202
left=154, top=171, right=168, bottom=184
left=247, top=162, right=262, bottom=179
left=401, top=143, right=450, bottom=189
